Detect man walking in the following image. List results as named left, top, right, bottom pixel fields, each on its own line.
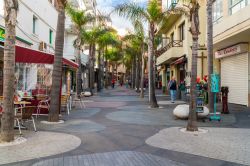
left=168, top=77, right=177, bottom=103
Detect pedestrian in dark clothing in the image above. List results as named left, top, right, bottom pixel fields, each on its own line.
left=111, top=79, right=115, bottom=89
left=168, top=76, right=177, bottom=103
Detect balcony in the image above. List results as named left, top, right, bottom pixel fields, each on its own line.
left=156, top=40, right=183, bottom=65
left=156, top=40, right=183, bottom=56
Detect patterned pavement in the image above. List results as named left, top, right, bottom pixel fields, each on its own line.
left=146, top=127, right=250, bottom=165
left=32, top=151, right=186, bottom=166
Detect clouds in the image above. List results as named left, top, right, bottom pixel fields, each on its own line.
left=96, top=0, right=147, bottom=36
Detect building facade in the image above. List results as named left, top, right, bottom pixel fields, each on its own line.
left=157, top=0, right=207, bottom=93
left=213, top=0, right=250, bottom=106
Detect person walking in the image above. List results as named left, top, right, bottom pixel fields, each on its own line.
left=168, top=77, right=177, bottom=103
left=179, top=81, right=186, bottom=101
left=111, top=78, right=115, bottom=89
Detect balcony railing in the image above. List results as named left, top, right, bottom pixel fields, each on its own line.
left=156, top=40, right=183, bottom=57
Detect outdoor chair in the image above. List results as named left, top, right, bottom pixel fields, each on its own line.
left=36, top=97, right=50, bottom=118
left=15, top=106, right=37, bottom=135
left=72, top=93, right=86, bottom=109
left=61, top=94, right=70, bottom=115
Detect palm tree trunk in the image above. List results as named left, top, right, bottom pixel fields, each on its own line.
left=187, top=5, right=199, bottom=131
left=105, top=58, right=109, bottom=88
left=207, top=0, right=214, bottom=113
left=148, top=24, right=158, bottom=108
left=89, top=44, right=94, bottom=94
left=76, top=42, right=82, bottom=97
left=140, top=44, right=145, bottom=98
left=135, top=54, right=140, bottom=93
left=97, top=49, right=101, bottom=92
left=48, top=3, right=66, bottom=122
left=132, top=56, right=136, bottom=89
left=1, top=0, right=18, bottom=142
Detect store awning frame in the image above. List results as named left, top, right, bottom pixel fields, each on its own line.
left=14, top=45, right=79, bottom=69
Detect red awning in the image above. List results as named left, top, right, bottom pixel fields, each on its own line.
left=15, top=45, right=78, bottom=69
left=62, top=58, right=79, bottom=69
left=15, top=45, right=54, bottom=64
left=171, top=57, right=187, bottom=65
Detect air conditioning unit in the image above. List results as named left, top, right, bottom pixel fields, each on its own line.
left=39, top=42, right=47, bottom=51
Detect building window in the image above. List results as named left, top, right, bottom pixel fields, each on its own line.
left=167, top=0, right=178, bottom=9
left=229, top=0, right=249, bottom=15
left=213, top=0, right=223, bottom=23
left=49, top=29, right=53, bottom=44
left=179, top=22, right=185, bottom=41
left=33, top=16, right=38, bottom=35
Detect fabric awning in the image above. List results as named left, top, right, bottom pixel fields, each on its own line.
left=15, top=45, right=79, bottom=69
left=62, top=58, right=79, bottom=69
left=171, top=56, right=187, bottom=65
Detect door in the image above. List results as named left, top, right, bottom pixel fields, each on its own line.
left=221, top=53, right=248, bottom=106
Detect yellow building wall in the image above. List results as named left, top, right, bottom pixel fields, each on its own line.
left=158, top=0, right=208, bottom=84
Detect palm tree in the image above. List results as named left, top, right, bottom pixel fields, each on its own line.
left=96, top=28, right=117, bottom=91
left=123, top=31, right=143, bottom=93
left=48, top=0, right=67, bottom=122
left=133, top=20, right=147, bottom=98
left=66, top=5, right=96, bottom=96
left=115, top=0, right=174, bottom=108
left=80, top=27, right=109, bottom=94
left=98, top=30, right=119, bottom=88
left=0, top=0, right=18, bottom=142
left=207, top=0, right=214, bottom=114
left=179, top=0, right=200, bottom=131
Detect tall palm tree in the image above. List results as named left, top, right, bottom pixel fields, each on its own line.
left=1, top=0, right=18, bottom=142
left=179, top=0, right=200, bottom=131
left=48, top=0, right=67, bottom=122
left=66, top=6, right=96, bottom=96
left=207, top=0, right=214, bottom=113
left=96, top=28, right=117, bottom=91
left=80, top=27, right=108, bottom=94
left=98, top=31, right=119, bottom=88
left=133, top=20, right=146, bottom=98
left=115, top=0, right=173, bottom=108
left=123, top=32, right=142, bottom=93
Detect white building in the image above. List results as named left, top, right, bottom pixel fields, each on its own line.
left=0, top=0, right=57, bottom=51
left=213, top=0, right=250, bottom=106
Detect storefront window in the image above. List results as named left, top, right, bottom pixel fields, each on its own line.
left=229, top=0, right=249, bottom=15
left=15, top=63, right=52, bottom=97
left=213, top=0, right=223, bottom=24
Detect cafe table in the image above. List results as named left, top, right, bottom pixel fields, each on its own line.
left=21, top=96, right=34, bottom=100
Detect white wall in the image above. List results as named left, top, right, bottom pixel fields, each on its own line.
left=0, top=0, right=58, bottom=51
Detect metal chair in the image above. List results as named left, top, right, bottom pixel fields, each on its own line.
left=72, top=93, right=86, bottom=109
left=15, top=106, right=37, bottom=135
left=36, top=97, right=50, bottom=118
left=61, top=94, right=70, bottom=115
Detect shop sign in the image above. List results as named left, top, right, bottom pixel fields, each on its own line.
left=215, top=44, right=248, bottom=59
left=0, top=27, right=5, bottom=42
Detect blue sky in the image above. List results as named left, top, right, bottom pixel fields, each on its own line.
left=96, top=0, right=148, bottom=36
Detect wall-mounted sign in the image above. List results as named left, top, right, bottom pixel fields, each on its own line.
left=0, top=27, right=5, bottom=42
left=215, top=43, right=248, bottom=59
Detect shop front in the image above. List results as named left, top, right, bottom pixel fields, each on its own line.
left=0, top=44, right=78, bottom=114
left=215, top=43, right=249, bottom=106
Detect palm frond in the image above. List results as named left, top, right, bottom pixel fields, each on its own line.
left=114, top=3, right=149, bottom=22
